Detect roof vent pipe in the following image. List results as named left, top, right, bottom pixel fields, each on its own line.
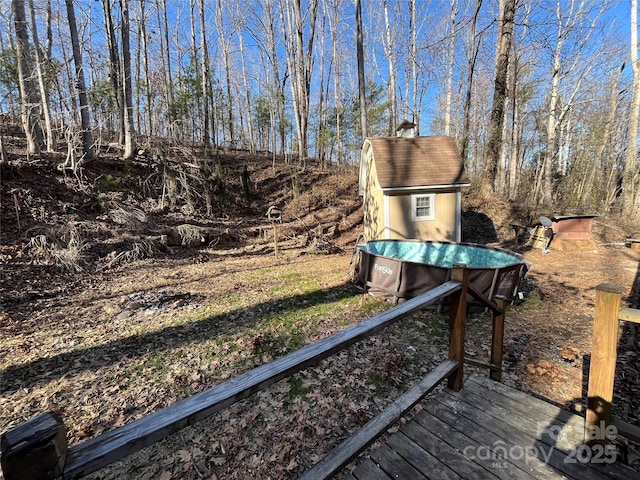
left=395, top=120, right=417, bottom=138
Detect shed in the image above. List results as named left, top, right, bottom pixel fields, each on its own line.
left=549, top=214, right=599, bottom=240
left=358, top=135, right=470, bottom=242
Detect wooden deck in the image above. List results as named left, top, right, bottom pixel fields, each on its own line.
left=346, top=376, right=639, bottom=480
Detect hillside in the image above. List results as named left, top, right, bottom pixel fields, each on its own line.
left=0, top=144, right=364, bottom=278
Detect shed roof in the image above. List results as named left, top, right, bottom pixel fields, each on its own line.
left=366, top=136, right=470, bottom=189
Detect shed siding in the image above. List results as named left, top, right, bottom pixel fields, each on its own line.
left=386, top=192, right=458, bottom=241
left=362, top=153, right=386, bottom=240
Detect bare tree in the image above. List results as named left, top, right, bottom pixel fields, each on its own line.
left=137, top=0, right=154, bottom=137
left=481, top=0, right=515, bottom=196
left=261, top=0, right=286, bottom=156
left=506, top=56, right=520, bottom=199
left=235, top=7, right=255, bottom=153
left=316, top=10, right=327, bottom=165
left=382, top=0, right=397, bottom=133
left=623, top=0, right=640, bottom=217
left=444, top=0, right=457, bottom=137
left=102, top=0, right=124, bottom=143
left=327, top=0, right=344, bottom=163
left=198, top=0, right=212, bottom=153
left=460, top=0, right=482, bottom=162
left=536, top=0, right=604, bottom=206
left=156, top=0, right=175, bottom=138
left=504, top=1, right=532, bottom=200
left=246, top=0, right=288, bottom=156
left=579, top=63, right=624, bottom=210
left=356, top=0, right=367, bottom=139
left=12, top=0, right=43, bottom=154
left=409, top=0, right=418, bottom=129
left=28, top=0, right=55, bottom=152
left=188, top=0, right=199, bottom=144
left=281, top=0, right=318, bottom=162
left=119, top=0, right=136, bottom=159
left=45, top=0, right=53, bottom=61
left=216, top=0, right=235, bottom=146
left=64, top=0, right=94, bottom=158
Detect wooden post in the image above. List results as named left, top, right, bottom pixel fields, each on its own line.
left=585, top=283, right=624, bottom=444
left=273, top=223, right=278, bottom=258
left=448, top=264, right=467, bottom=391
left=266, top=206, right=281, bottom=258
left=0, top=134, right=7, bottom=165
left=0, top=412, right=67, bottom=480
left=490, top=296, right=507, bottom=382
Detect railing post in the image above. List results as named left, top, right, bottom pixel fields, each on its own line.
left=586, top=283, right=624, bottom=444
left=489, top=295, right=507, bottom=382
left=490, top=296, right=507, bottom=382
left=448, top=264, right=467, bottom=391
left=0, top=412, right=67, bottom=480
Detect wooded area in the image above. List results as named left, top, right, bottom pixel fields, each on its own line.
left=0, top=0, right=639, bottom=218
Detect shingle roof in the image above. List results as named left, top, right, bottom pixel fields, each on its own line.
left=367, top=136, right=470, bottom=189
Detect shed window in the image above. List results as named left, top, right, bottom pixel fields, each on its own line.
left=412, top=194, right=435, bottom=221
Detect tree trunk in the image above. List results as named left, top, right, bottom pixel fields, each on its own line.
left=0, top=134, right=8, bottom=165
left=316, top=11, right=326, bottom=165
left=157, top=0, right=175, bottom=138
left=444, top=0, right=457, bottom=137
left=217, top=0, right=235, bottom=146
left=46, top=0, right=53, bottom=61
left=329, top=0, right=343, bottom=164
left=460, top=0, right=482, bottom=162
left=495, top=91, right=509, bottom=195
left=139, top=0, right=153, bottom=136
left=383, top=0, right=396, bottom=133
left=135, top=4, right=142, bottom=133
left=119, top=0, right=136, bottom=160
left=102, top=0, right=124, bottom=143
left=281, top=0, right=299, bottom=158
left=507, top=93, right=520, bottom=199
left=281, top=0, right=317, bottom=162
left=623, top=0, right=640, bottom=218
left=540, top=11, right=563, bottom=206
left=295, top=0, right=317, bottom=162
left=264, top=0, right=285, bottom=156
left=238, top=26, right=255, bottom=153
left=28, top=0, right=55, bottom=153
left=410, top=0, right=418, bottom=130
left=482, top=0, right=515, bottom=196
left=12, top=0, right=43, bottom=154
left=198, top=0, right=211, bottom=154
left=189, top=0, right=199, bottom=145
left=507, top=50, right=520, bottom=199
left=64, top=0, right=94, bottom=158
left=356, top=0, right=368, bottom=139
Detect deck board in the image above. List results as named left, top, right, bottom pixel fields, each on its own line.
left=346, top=376, right=640, bottom=480
left=350, top=458, right=393, bottom=480
left=399, top=419, right=501, bottom=480
left=408, top=405, right=536, bottom=480
left=425, top=394, right=565, bottom=480
left=369, top=443, right=429, bottom=479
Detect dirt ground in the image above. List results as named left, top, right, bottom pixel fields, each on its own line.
left=1, top=150, right=639, bottom=478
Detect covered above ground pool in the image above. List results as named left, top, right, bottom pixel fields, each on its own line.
left=355, top=240, right=528, bottom=305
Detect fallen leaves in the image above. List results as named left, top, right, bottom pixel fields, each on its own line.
left=560, top=344, right=581, bottom=363
left=525, top=360, right=559, bottom=378
left=2, top=240, right=640, bottom=479
left=177, top=449, right=191, bottom=463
